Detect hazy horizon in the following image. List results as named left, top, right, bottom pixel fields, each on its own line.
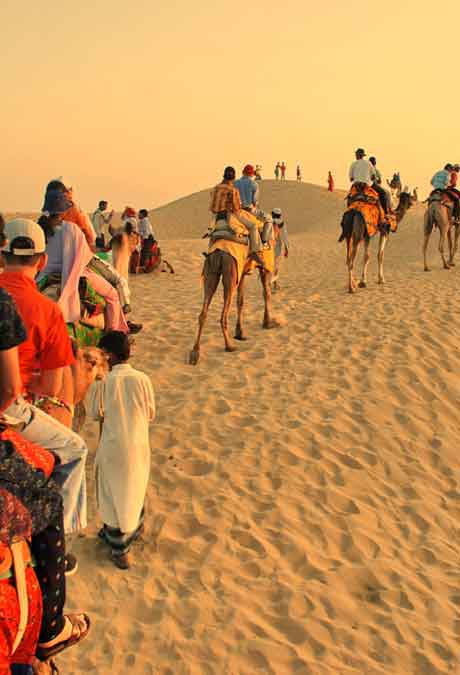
left=1, top=0, right=456, bottom=211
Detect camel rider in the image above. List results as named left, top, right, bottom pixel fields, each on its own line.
left=209, top=166, right=264, bottom=264
left=349, top=148, right=376, bottom=192
left=234, top=164, right=272, bottom=246
left=447, top=164, right=460, bottom=222
left=369, top=156, right=391, bottom=214
left=430, top=164, right=453, bottom=193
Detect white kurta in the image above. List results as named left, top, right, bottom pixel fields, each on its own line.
left=88, top=364, right=155, bottom=532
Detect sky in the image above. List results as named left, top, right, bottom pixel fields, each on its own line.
left=1, top=0, right=458, bottom=211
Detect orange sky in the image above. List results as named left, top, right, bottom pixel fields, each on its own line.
left=1, top=0, right=457, bottom=211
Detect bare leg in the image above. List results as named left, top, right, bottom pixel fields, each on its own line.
left=235, top=273, right=248, bottom=341
left=359, top=237, right=371, bottom=287
left=377, top=234, right=388, bottom=284
left=221, top=256, right=238, bottom=352
left=189, top=267, right=220, bottom=365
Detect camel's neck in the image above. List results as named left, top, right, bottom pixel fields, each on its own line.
left=395, top=203, right=410, bottom=223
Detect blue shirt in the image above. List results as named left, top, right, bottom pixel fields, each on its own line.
left=431, top=169, right=450, bottom=190
left=234, top=176, right=259, bottom=208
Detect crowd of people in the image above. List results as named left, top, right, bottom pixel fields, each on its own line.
left=0, top=181, right=159, bottom=673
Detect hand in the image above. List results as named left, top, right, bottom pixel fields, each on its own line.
left=284, top=250, right=289, bottom=258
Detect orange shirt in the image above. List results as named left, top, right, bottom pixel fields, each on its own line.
left=63, top=203, right=95, bottom=247
left=0, top=272, right=74, bottom=390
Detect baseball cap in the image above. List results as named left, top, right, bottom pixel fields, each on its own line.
left=2, top=218, right=46, bottom=256
left=243, top=164, right=255, bottom=176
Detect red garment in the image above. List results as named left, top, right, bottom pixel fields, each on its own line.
left=1, top=430, right=55, bottom=479
left=0, top=272, right=74, bottom=391
left=328, top=173, right=334, bottom=192
left=63, top=190, right=95, bottom=248
left=0, top=567, right=42, bottom=672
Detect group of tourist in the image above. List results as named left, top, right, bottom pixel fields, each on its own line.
left=208, top=164, right=289, bottom=287
left=0, top=181, right=158, bottom=673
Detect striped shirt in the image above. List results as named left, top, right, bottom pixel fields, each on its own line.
left=209, top=182, right=241, bottom=214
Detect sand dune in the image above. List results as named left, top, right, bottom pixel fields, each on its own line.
left=9, top=181, right=460, bottom=673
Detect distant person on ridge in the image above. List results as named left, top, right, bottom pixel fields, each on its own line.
left=327, top=171, right=334, bottom=192
left=296, top=165, right=302, bottom=182
left=255, top=165, right=262, bottom=181
left=280, top=162, right=287, bottom=180
left=274, top=162, right=280, bottom=180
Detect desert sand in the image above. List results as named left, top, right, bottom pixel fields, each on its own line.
left=25, top=181, right=460, bottom=673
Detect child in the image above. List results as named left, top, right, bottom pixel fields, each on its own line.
left=89, top=332, right=155, bottom=569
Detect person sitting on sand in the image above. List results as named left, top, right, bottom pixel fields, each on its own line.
left=88, top=331, right=155, bottom=569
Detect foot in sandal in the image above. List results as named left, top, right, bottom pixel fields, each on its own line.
left=36, top=613, right=90, bottom=661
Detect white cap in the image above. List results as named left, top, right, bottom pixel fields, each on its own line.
left=2, top=218, right=46, bottom=255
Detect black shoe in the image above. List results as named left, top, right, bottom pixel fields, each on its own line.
left=127, top=321, right=143, bottom=334
left=64, top=553, right=78, bottom=577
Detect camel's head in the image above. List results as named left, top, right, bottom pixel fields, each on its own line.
left=397, top=191, right=415, bottom=213
left=80, top=347, right=109, bottom=381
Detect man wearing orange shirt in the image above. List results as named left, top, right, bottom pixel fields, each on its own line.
left=0, top=218, right=88, bottom=534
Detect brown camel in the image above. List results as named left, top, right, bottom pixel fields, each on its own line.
left=345, top=192, right=414, bottom=293
left=189, top=250, right=276, bottom=365
left=423, top=199, right=454, bottom=271
left=38, top=346, right=107, bottom=430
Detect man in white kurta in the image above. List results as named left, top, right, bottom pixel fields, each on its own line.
left=89, top=331, right=155, bottom=567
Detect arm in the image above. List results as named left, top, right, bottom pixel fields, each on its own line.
left=0, top=347, right=22, bottom=411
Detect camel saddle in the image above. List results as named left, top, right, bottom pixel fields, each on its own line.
left=344, top=185, right=386, bottom=237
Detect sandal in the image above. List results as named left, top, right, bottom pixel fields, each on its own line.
left=36, top=613, right=90, bottom=661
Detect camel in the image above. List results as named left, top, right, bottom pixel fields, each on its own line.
left=37, top=346, right=107, bottom=431
left=423, top=198, right=456, bottom=271
left=345, top=192, right=414, bottom=294
left=189, top=249, right=276, bottom=365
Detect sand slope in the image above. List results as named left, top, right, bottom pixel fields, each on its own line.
left=15, top=182, right=460, bottom=674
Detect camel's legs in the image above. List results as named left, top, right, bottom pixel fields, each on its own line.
left=359, top=237, right=371, bottom=287
left=189, top=270, right=220, bottom=365
left=451, top=224, right=460, bottom=266
left=221, top=257, right=238, bottom=352
left=447, top=227, right=454, bottom=266
left=347, top=238, right=360, bottom=293
left=423, top=223, right=432, bottom=272
left=235, top=273, right=247, bottom=341
left=439, top=227, right=450, bottom=270
left=260, top=269, right=277, bottom=329
left=377, top=234, right=388, bottom=284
